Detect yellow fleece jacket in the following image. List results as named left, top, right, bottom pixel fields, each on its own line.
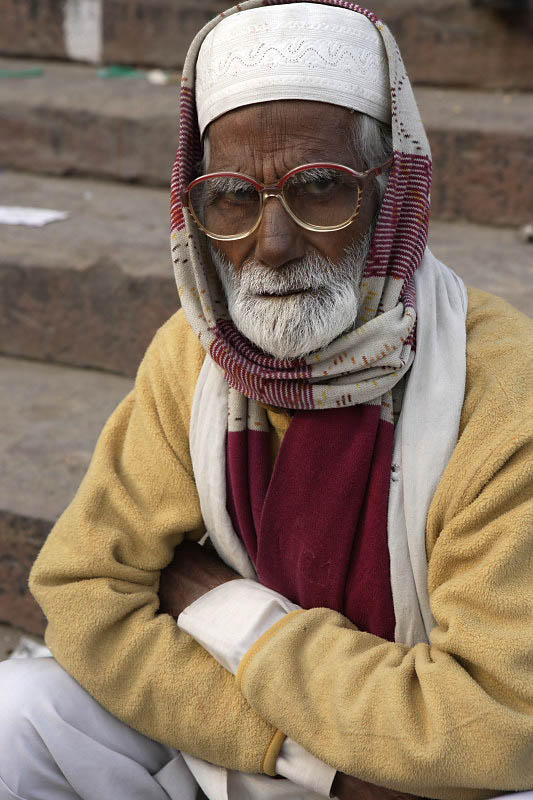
left=29, top=288, right=533, bottom=799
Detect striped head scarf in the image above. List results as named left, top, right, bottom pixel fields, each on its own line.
left=170, top=0, right=431, bottom=419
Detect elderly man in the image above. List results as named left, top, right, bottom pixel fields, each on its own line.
left=1, top=2, right=532, bottom=800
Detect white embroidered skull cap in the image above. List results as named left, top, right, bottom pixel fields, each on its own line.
left=195, top=2, right=391, bottom=137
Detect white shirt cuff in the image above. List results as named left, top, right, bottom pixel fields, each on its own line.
left=177, top=578, right=300, bottom=675
left=277, top=737, right=337, bottom=797
left=177, top=579, right=336, bottom=797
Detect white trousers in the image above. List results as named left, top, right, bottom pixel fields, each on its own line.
left=1, top=658, right=532, bottom=800
left=0, top=658, right=198, bottom=800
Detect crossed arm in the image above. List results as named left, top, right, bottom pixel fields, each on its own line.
left=158, top=540, right=420, bottom=800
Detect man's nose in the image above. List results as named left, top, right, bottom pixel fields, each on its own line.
left=252, top=196, right=306, bottom=269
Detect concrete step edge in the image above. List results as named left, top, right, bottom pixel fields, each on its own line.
left=1, top=171, right=177, bottom=378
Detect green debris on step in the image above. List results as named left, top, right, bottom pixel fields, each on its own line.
left=98, top=65, right=146, bottom=79
left=0, top=67, right=44, bottom=78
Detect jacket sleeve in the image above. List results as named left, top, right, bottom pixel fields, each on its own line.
left=29, top=313, right=283, bottom=775
left=236, top=432, right=533, bottom=799
left=235, top=293, right=533, bottom=800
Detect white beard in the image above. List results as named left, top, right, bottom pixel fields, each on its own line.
left=209, top=231, right=373, bottom=360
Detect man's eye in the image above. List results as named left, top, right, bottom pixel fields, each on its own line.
left=221, top=188, right=255, bottom=204
left=289, top=171, right=340, bottom=196
left=208, top=185, right=255, bottom=205
left=303, top=177, right=337, bottom=195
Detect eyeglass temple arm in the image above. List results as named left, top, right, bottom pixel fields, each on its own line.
left=363, top=156, right=394, bottom=178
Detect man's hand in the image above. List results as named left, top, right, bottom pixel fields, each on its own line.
left=331, top=772, right=422, bottom=800
left=158, top=540, right=240, bottom=620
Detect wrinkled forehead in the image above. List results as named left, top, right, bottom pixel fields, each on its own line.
left=195, top=3, right=391, bottom=138
left=205, top=100, right=359, bottom=175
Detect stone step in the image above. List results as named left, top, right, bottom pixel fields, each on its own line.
left=1, top=171, right=531, bottom=378
left=1, top=58, right=531, bottom=226
left=0, top=171, right=176, bottom=378
left=0, top=57, right=178, bottom=188
left=373, top=0, right=533, bottom=91
left=416, top=86, right=533, bottom=227
left=0, top=356, right=133, bottom=634
left=0, top=0, right=531, bottom=90
left=427, top=223, right=533, bottom=315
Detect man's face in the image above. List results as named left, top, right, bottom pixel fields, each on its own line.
left=207, top=100, right=379, bottom=358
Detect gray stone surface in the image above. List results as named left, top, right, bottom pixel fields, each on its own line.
left=0, top=171, right=177, bottom=377
left=0, top=356, right=132, bottom=633
left=0, top=0, right=66, bottom=61
left=1, top=58, right=532, bottom=225
left=0, top=510, right=50, bottom=634
left=416, top=88, right=533, bottom=226
left=1, top=0, right=531, bottom=89
left=0, top=57, right=178, bottom=187
left=370, top=0, right=533, bottom=91
left=102, top=0, right=229, bottom=70
left=0, top=357, right=132, bottom=522
left=428, top=221, right=533, bottom=317
left=0, top=623, right=44, bottom=662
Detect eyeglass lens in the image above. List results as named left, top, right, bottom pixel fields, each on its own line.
left=189, top=167, right=363, bottom=237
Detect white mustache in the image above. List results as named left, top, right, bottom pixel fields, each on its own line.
left=238, top=253, right=338, bottom=296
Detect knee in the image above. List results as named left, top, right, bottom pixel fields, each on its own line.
left=0, top=657, right=65, bottom=723
left=0, top=658, right=39, bottom=732
left=0, top=658, right=68, bottom=771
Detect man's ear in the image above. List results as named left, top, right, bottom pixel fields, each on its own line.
left=199, top=131, right=211, bottom=175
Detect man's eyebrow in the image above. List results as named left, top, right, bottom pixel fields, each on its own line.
left=207, top=153, right=350, bottom=177
left=204, top=176, right=255, bottom=193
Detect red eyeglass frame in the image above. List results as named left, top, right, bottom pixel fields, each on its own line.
left=181, top=158, right=394, bottom=240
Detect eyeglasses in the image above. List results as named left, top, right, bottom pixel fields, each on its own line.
left=182, top=159, right=393, bottom=241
